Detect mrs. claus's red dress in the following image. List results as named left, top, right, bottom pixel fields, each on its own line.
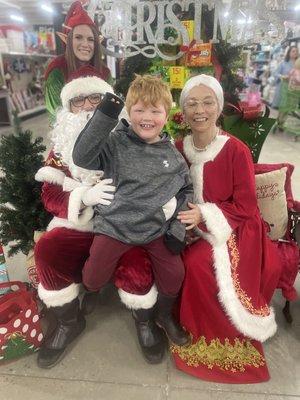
left=172, top=132, right=281, bottom=383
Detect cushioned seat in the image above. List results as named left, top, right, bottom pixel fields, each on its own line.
left=254, top=163, right=300, bottom=322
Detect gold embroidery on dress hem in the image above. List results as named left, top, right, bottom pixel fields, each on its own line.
left=228, top=234, right=270, bottom=317
left=171, top=336, right=265, bottom=372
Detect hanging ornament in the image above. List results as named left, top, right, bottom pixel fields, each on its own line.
left=12, top=58, right=27, bottom=74
left=265, top=0, right=287, bottom=11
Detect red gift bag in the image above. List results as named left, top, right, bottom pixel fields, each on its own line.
left=0, top=281, right=43, bottom=363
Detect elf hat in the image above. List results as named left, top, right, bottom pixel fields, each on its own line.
left=60, top=65, right=114, bottom=110
left=62, top=1, right=95, bottom=35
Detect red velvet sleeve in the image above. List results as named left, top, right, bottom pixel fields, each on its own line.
left=215, top=145, right=258, bottom=231
left=41, top=150, right=71, bottom=218
left=41, top=183, right=70, bottom=219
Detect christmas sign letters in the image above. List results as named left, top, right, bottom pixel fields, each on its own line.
left=88, top=0, right=231, bottom=60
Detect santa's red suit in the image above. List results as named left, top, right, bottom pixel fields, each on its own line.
left=34, top=76, right=156, bottom=311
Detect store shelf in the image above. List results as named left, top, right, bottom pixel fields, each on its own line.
left=18, top=105, right=46, bottom=118
left=281, top=36, right=300, bottom=45
left=252, top=50, right=271, bottom=54
left=1, top=51, right=55, bottom=58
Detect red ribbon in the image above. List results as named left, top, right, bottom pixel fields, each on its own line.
left=225, top=102, right=263, bottom=121
left=212, top=50, right=223, bottom=82
left=180, top=39, right=196, bottom=53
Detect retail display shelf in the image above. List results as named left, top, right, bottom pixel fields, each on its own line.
left=1, top=52, right=55, bottom=58
left=252, top=50, right=271, bottom=54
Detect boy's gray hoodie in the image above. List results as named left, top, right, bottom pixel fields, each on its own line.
left=73, top=96, right=193, bottom=245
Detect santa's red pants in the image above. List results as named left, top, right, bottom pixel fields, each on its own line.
left=35, top=227, right=154, bottom=295
left=83, top=234, right=185, bottom=296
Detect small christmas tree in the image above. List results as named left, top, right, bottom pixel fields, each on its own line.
left=0, top=333, right=37, bottom=362
left=0, top=115, right=50, bottom=256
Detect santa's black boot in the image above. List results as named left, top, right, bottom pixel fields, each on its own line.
left=81, top=291, right=99, bottom=315
left=155, top=294, right=190, bottom=346
left=37, top=298, right=86, bottom=369
left=132, top=307, right=165, bottom=364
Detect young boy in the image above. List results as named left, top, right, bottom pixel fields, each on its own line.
left=73, top=75, right=193, bottom=346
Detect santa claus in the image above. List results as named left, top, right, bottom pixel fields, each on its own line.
left=35, top=66, right=165, bottom=368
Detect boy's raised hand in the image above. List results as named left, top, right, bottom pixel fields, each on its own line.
left=97, top=92, right=124, bottom=119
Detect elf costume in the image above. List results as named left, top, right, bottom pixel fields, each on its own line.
left=44, top=1, right=111, bottom=123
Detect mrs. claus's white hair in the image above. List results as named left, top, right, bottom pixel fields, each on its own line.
left=180, top=74, right=224, bottom=114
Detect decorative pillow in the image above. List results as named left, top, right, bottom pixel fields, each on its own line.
left=255, top=167, right=288, bottom=240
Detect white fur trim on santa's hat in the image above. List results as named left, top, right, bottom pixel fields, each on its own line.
left=61, top=76, right=114, bottom=109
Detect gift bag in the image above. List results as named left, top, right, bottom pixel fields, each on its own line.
left=222, top=105, right=276, bottom=163
left=0, top=281, right=43, bottom=363
left=26, top=231, right=44, bottom=289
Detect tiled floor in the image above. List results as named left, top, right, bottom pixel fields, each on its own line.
left=0, top=113, right=299, bottom=400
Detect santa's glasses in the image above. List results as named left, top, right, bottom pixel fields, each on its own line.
left=70, top=93, right=103, bottom=108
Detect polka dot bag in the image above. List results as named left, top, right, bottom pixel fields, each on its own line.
left=0, top=281, right=43, bottom=363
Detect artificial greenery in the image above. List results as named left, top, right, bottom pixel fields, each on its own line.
left=0, top=116, right=50, bottom=256
left=215, top=40, right=246, bottom=107
left=202, top=5, right=246, bottom=107
left=114, top=53, right=154, bottom=97
left=164, top=107, right=189, bottom=139
left=115, top=5, right=245, bottom=107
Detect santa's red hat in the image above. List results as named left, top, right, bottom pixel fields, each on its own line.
left=60, top=65, right=114, bottom=109
left=62, top=1, right=95, bottom=35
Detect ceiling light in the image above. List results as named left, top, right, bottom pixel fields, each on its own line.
left=10, top=14, right=24, bottom=22
left=41, top=4, right=54, bottom=13
left=0, top=0, right=20, bottom=9
left=224, top=11, right=229, bottom=17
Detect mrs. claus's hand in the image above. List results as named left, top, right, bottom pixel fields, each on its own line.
left=177, top=202, right=202, bottom=230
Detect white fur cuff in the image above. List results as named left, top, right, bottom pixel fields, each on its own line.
left=118, top=285, right=158, bottom=310
left=68, top=186, right=94, bottom=226
left=38, top=283, right=80, bottom=307
left=63, top=176, right=82, bottom=192
left=35, top=166, right=65, bottom=186
left=47, top=216, right=93, bottom=232
left=198, top=202, right=232, bottom=246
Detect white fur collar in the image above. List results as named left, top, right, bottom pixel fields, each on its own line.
left=183, top=132, right=229, bottom=165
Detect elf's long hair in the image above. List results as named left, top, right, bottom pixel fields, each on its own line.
left=65, top=24, right=106, bottom=76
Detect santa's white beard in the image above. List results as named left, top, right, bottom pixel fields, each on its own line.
left=50, top=108, right=103, bottom=183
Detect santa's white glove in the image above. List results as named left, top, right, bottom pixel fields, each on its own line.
left=162, top=197, right=177, bottom=221
left=82, top=179, right=116, bottom=206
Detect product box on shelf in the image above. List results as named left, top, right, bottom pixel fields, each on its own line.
left=0, top=25, right=25, bottom=53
